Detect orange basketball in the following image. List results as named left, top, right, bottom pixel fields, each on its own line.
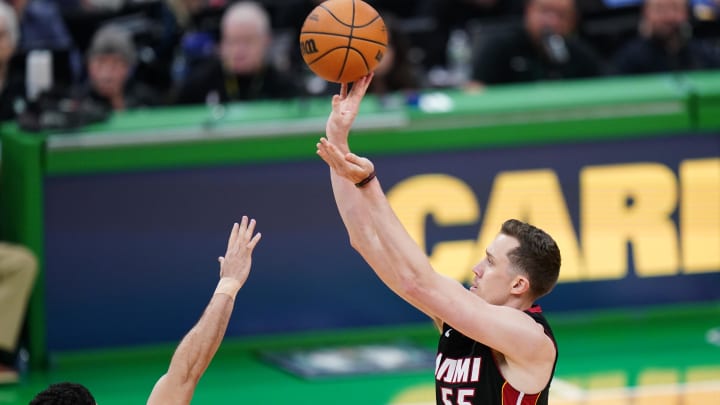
left=299, top=0, right=387, bottom=83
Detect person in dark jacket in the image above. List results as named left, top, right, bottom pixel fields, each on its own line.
left=174, top=1, right=302, bottom=105
left=471, top=0, right=606, bottom=86
left=74, top=23, right=160, bottom=111
left=613, top=0, right=720, bottom=75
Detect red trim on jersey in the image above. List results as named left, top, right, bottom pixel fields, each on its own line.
left=527, top=305, right=543, bottom=313
left=502, top=381, right=543, bottom=405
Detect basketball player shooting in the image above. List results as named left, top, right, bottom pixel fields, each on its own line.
left=316, top=74, right=562, bottom=405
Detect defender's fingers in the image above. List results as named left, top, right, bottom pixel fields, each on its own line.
left=239, top=215, right=249, bottom=232
left=226, top=222, right=239, bottom=252
left=245, top=218, right=257, bottom=239
left=247, top=232, right=262, bottom=250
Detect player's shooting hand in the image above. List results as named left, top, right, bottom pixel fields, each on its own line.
left=218, top=216, right=262, bottom=287
left=325, top=73, right=374, bottom=152
left=317, top=137, right=375, bottom=184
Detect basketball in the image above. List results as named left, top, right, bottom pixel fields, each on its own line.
left=299, top=0, right=387, bottom=83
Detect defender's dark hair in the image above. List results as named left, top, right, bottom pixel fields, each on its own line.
left=29, top=382, right=96, bottom=405
left=500, top=219, right=561, bottom=299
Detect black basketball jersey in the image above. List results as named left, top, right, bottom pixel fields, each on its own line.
left=434, top=305, right=557, bottom=405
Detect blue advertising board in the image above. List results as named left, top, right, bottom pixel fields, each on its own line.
left=44, top=133, right=720, bottom=350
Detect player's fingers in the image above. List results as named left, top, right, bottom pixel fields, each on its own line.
left=245, top=218, right=257, bottom=240
left=316, top=140, right=331, bottom=159
left=247, top=232, right=262, bottom=250
left=351, top=73, right=373, bottom=98
left=345, top=153, right=372, bottom=170
left=226, top=222, right=239, bottom=252
left=360, top=73, right=373, bottom=93
left=316, top=143, right=328, bottom=158
left=322, top=140, right=346, bottom=164
left=316, top=149, right=331, bottom=166
left=236, top=216, right=249, bottom=244
left=321, top=137, right=341, bottom=154
left=317, top=147, right=339, bottom=171
left=340, top=82, right=348, bottom=98
left=344, top=152, right=362, bottom=164
left=331, top=94, right=341, bottom=109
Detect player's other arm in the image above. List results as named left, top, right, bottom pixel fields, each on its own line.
left=147, top=292, right=235, bottom=405
left=147, top=218, right=261, bottom=405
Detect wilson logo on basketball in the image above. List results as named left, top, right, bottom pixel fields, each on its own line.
left=301, top=39, right=319, bottom=55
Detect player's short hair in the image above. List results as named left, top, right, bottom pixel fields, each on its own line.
left=29, top=382, right=96, bottom=405
left=501, top=219, right=561, bottom=299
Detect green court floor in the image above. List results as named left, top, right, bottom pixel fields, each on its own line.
left=2, top=302, right=719, bottom=405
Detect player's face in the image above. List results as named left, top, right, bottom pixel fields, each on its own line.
left=221, top=21, right=269, bottom=75
left=470, top=234, right=521, bottom=305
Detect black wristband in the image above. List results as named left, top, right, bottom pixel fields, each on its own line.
left=355, top=170, right=377, bottom=188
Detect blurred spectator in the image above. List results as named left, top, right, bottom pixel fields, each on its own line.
left=173, top=1, right=301, bottom=105
left=436, top=0, right=525, bottom=28
left=270, top=0, right=323, bottom=81
left=6, top=0, right=79, bottom=84
left=167, top=0, right=227, bottom=87
left=0, top=1, right=23, bottom=121
left=0, top=241, right=37, bottom=384
left=430, top=0, right=525, bottom=68
left=8, top=0, right=73, bottom=51
left=368, top=13, right=424, bottom=96
left=166, top=0, right=213, bottom=31
left=692, top=0, right=719, bottom=21
left=471, top=0, right=606, bottom=86
left=613, top=0, right=720, bottom=74
left=82, top=0, right=125, bottom=13
left=69, top=24, right=161, bottom=111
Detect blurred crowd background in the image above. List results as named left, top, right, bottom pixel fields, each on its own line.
left=0, top=0, right=718, bottom=130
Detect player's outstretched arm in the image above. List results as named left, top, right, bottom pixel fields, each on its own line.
left=324, top=74, right=373, bottom=154
left=318, top=84, right=555, bottom=387
left=147, top=217, right=261, bottom=405
left=317, top=76, right=443, bottom=323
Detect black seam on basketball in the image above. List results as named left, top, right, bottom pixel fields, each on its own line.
left=348, top=47, right=370, bottom=72
left=316, top=4, right=381, bottom=29
left=300, top=31, right=387, bottom=47
left=337, top=0, right=356, bottom=81
left=306, top=46, right=352, bottom=65
left=318, top=4, right=354, bottom=28
left=351, top=14, right=381, bottom=29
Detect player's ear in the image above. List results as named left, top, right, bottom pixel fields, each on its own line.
left=510, top=275, right=530, bottom=295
